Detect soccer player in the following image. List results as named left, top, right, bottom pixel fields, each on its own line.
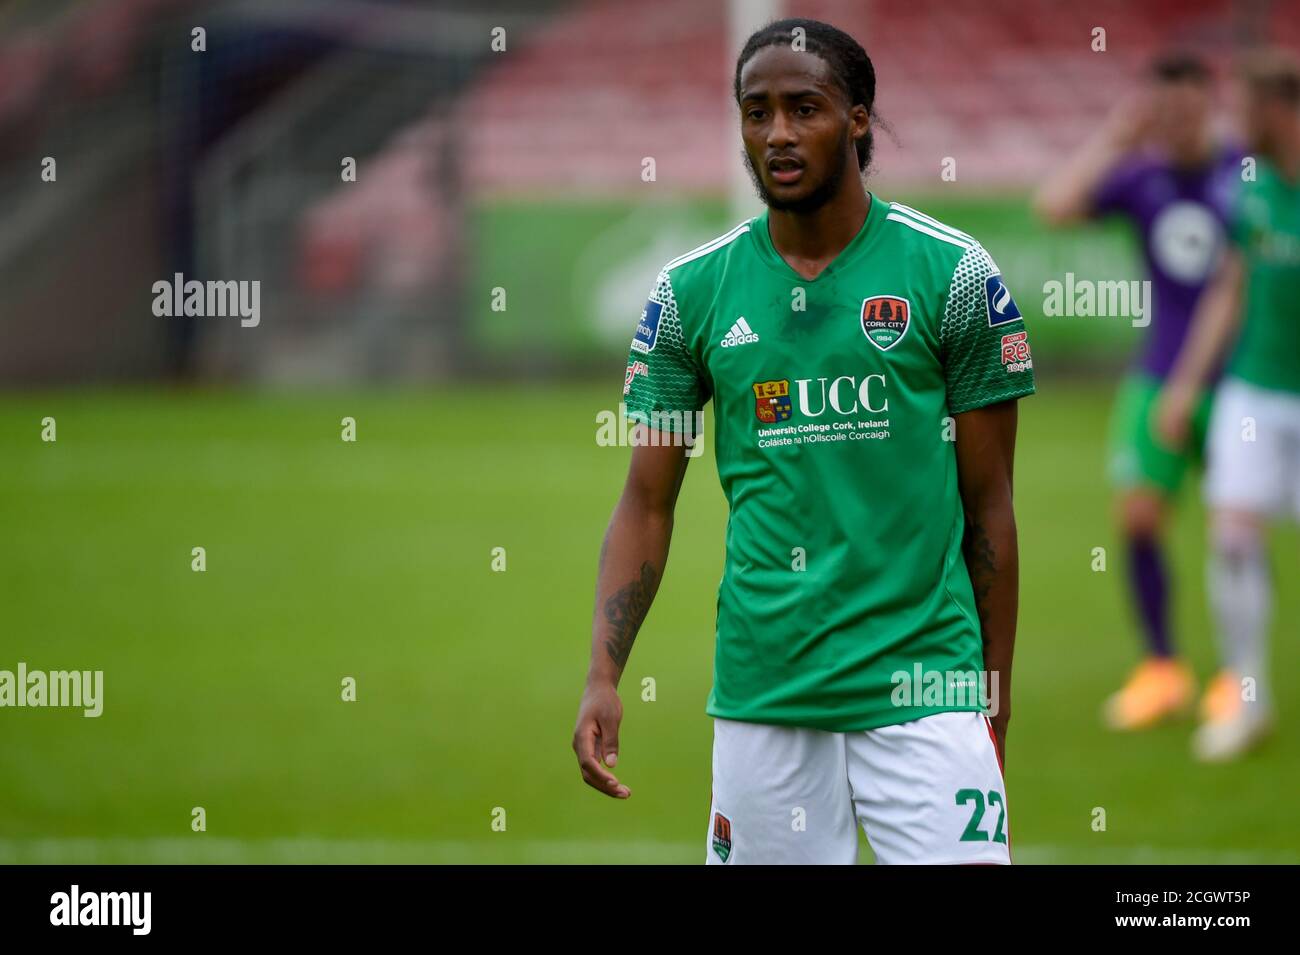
left=572, top=18, right=1035, bottom=864
left=1033, top=53, right=1240, bottom=732
left=1156, top=50, right=1300, bottom=762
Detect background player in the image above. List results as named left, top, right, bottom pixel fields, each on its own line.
left=572, top=18, right=1035, bottom=864
left=1034, top=53, right=1240, bottom=732
left=1157, top=49, right=1300, bottom=762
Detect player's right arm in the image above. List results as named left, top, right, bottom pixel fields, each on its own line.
left=1033, top=91, right=1153, bottom=225
left=1155, top=249, right=1245, bottom=447
left=573, top=438, right=691, bottom=799
left=573, top=264, right=709, bottom=799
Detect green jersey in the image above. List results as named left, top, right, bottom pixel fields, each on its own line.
left=623, top=193, right=1036, bottom=731
left=1228, top=158, right=1300, bottom=394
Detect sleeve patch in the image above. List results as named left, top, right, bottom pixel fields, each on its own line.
left=942, top=243, right=1036, bottom=413
left=631, top=300, right=663, bottom=353
left=623, top=360, right=649, bottom=396
left=999, top=331, right=1033, bottom=373
left=985, top=273, right=1022, bottom=327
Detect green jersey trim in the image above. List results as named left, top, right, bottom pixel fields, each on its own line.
left=886, top=202, right=976, bottom=251
left=665, top=220, right=752, bottom=272
left=888, top=201, right=976, bottom=242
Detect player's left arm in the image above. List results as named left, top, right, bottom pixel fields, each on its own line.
left=954, top=401, right=1020, bottom=767
left=941, top=241, right=1036, bottom=767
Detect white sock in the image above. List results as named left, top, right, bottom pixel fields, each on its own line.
left=1207, top=521, right=1272, bottom=710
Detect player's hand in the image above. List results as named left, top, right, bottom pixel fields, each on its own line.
left=1153, top=381, right=1196, bottom=450
left=573, top=681, right=631, bottom=799
left=1105, top=91, right=1156, bottom=148
left=1102, top=91, right=1156, bottom=151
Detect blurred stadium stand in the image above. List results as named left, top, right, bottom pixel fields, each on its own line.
left=455, top=0, right=1292, bottom=193
left=0, top=0, right=1293, bottom=385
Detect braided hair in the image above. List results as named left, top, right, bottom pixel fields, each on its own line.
left=734, top=18, right=878, bottom=172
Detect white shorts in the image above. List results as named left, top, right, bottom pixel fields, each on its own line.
left=1205, top=377, right=1300, bottom=519
left=706, top=711, right=1010, bottom=865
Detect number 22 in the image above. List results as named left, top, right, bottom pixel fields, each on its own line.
left=956, top=788, right=1007, bottom=843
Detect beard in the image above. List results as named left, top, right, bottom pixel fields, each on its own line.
left=743, top=123, right=853, bottom=214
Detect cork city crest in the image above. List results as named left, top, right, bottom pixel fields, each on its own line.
left=860, top=295, right=911, bottom=351
left=712, top=811, right=733, bottom=863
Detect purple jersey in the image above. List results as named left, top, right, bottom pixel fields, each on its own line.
left=1091, top=146, right=1241, bottom=379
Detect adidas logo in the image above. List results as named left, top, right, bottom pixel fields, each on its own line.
left=720, top=317, right=759, bottom=348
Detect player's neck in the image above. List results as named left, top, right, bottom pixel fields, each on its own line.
left=1169, top=133, right=1214, bottom=171
left=1266, top=128, right=1300, bottom=183
left=766, top=185, right=871, bottom=277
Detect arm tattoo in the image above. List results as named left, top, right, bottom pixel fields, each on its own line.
left=603, top=561, right=658, bottom=668
left=963, top=518, right=997, bottom=632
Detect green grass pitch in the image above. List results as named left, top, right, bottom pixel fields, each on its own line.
left=0, top=383, right=1296, bottom=863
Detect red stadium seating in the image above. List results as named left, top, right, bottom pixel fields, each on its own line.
left=448, top=0, right=1253, bottom=193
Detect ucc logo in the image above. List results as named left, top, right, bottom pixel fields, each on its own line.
left=751, top=374, right=889, bottom=424
left=796, top=374, right=888, bottom=416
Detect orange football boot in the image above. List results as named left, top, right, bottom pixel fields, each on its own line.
left=1102, top=657, right=1195, bottom=731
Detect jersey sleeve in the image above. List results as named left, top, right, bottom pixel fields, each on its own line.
left=622, top=266, right=710, bottom=434
left=940, top=243, right=1037, bottom=415
left=1089, top=158, right=1144, bottom=218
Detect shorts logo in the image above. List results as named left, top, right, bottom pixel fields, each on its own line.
left=631, top=300, right=663, bottom=354
left=712, top=811, right=733, bottom=863
left=860, top=295, right=911, bottom=351
left=753, top=379, right=792, bottom=424
left=985, top=274, right=1022, bottom=327
left=1000, top=331, right=1032, bottom=373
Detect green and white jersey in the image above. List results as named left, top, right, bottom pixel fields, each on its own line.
left=623, top=193, right=1036, bottom=731
left=1228, top=158, right=1300, bottom=395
